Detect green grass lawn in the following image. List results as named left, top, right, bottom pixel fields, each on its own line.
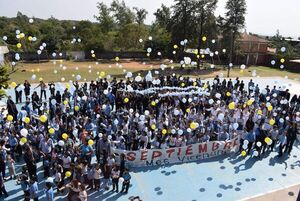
left=8, top=60, right=300, bottom=84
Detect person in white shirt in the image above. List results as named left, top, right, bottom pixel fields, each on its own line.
left=111, top=166, right=120, bottom=192
left=93, top=164, right=101, bottom=191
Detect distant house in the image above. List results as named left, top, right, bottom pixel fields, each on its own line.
left=237, top=32, right=271, bottom=66
left=0, top=46, right=9, bottom=65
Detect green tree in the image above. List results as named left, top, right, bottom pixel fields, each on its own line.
left=154, top=4, right=171, bottom=28
left=0, top=65, right=10, bottom=98
left=133, top=7, right=148, bottom=25
left=223, top=0, right=247, bottom=77
left=194, top=0, right=218, bottom=69
left=110, top=0, right=135, bottom=27
left=95, top=2, right=115, bottom=33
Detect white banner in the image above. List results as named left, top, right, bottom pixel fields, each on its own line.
left=112, top=137, right=240, bottom=167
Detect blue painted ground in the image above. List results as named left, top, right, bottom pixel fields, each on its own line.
left=2, top=143, right=300, bottom=201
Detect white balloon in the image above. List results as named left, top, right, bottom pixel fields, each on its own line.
left=215, top=93, right=221, bottom=99
left=119, top=177, right=124, bottom=183
left=51, top=99, right=57, bottom=105
left=144, top=110, right=150, bottom=116
left=242, top=144, right=248, bottom=150
left=253, top=151, right=259, bottom=157
left=218, top=113, right=224, bottom=121
left=20, top=128, right=28, bottom=137
left=256, top=141, right=262, bottom=147
left=174, top=109, right=180, bottom=116
left=208, top=99, right=214, bottom=104
left=243, top=140, right=249, bottom=145
left=114, top=119, right=119, bottom=125
left=233, top=123, right=239, bottom=130
left=103, top=90, right=109, bottom=95
left=31, top=74, right=36, bottom=80
left=126, top=72, right=133, bottom=78
left=2, top=36, right=7, bottom=41
left=271, top=60, right=276, bottom=65
left=58, top=140, right=65, bottom=147
left=76, top=75, right=81, bottom=81
left=147, top=48, right=152, bottom=53
left=178, top=129, right=183, bottom=135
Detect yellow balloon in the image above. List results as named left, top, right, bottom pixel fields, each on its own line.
left=88, top=139, right=94, bottom=146
left=228, top=102, right=235, bottom=110
left=241, top=150, right=247, bottom=157
left=11, top=82, right=17, bottom=88
left=49, top=128, right=55, bottom=134
left=202, top=36, right=207, bottom=42
left=280, top=58, right=285, bottom=63
left=226, top=92, right=231, bottom=97
left=151, top=101, right=156, bottom=106
left=74, top=105, right=80, bottom=111
left=100, top=71, right=105, bottom=77
left=39, top=77, right=43, bottom=81
left=257, top=110, right=262, bottom=115
left=7, top=115, right=13, bottom=122
left=267, top=105, right=273, bottom=111
left=173, top=44, right=178, bottom=49
left=40, top=115, right=47, bottom=123
left=196, top=54, right=200, bottom=59
left=146, top=53, right=150, bottom=57
left=247, top=100, right=253, bottom=106
left=115, top=57, right=120, bottom=62
left=201, top=54, right=205, bottom=59
left=190, top=122, right=197, bottom=130
left=17, top=43, right=22, bottom=49
left=181, top=83, right=185, bottom=87
left=269, top=119, right=275, bottom=125
left=65, top=171, right=71, bottom=178
left=24, top=117, right=30, bottom=124
left=19, top=33, right=25, bottom=38
left=264, top=137, right=271, bottom=144
left=124, top=98, right=129, bottom=103
left=20, top=137, right=27, bottom=144
left=62, top=133, right=68, bottom=140
left=92, top=54, right=96, bottom=58
left=63, top=100, right=68, bottom=105
left=203, top=84, right=208, bottom=89
left=193, top=82, right=197, bottom=86
left=66, top=84, right=70, bottom=89
left=151, top=124, right=156, bottom=130
left=28, top=36, right=33, bottom=41
left=186, top=108, right=190, bottom=113
left=162, top=129, right=167, bottom=135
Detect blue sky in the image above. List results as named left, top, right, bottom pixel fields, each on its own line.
left=0, top=0, right=299, bottom=37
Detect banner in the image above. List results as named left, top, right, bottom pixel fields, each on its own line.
left=112, top=137, right=240, bottom=167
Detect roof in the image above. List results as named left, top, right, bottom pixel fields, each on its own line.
left=238, top=32, right=269, bottom=43
left=0, top=46, right=9, bottom=54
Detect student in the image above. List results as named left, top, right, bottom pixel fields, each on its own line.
left=45, top=182, right=54, bottom=201
left=93, top=164, right=101, bottom=191
left=278, top=132, right=287, bottom=157
left=0, top=175, right=8, bottom=197
left=111, top=165, right=120, bottom=192
left=79, top=184, right=87, bottom=201
left=120, top=169, right=131, bottom=194
left=29, top=177, right=39, bottom=201
left=7, top=154, right=16, bottom=180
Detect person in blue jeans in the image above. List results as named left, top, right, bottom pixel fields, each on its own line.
left=45, top=182, right=54, bottom=201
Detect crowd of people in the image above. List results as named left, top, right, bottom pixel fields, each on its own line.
left=0, top=74, right=299, bottom=200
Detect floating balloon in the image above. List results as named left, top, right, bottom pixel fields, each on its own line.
left=65, top=171, right=71, bottom=178
left=119, top=177, right=124, bottom=183
left=20, top=137, right=27, bottom=144
left=162, top=129, right=167, bottom=135
left=6, top=115, right=13, bottom=122
left=269, top=119, right=275, bottom=125
left=20, top=128, right=28, bottom=137
left=49, top=128, right=55, bottom=134
left=23, top=117, right=30, bottom=124
left=228, top=102, right=235, bottom=110
left=267, top=105, right=273, bottom=111
left=241, top=150, right=247, bottom=157
left=74, top=106, right=80, bottom=111
left=151, top=124, right=156, bottom=130
left=256, top=141, right=262, bottom=147
left=17, top=43, right=22, bottom=49
left=62, top=133, right=68, bottom=140
left=88, top=139, right=94, bottom=146
left=124, top=98, right=129, bottom=103
left=253, top=151, right=259, bottom=157
left=233, top=123, right=239, bottom=130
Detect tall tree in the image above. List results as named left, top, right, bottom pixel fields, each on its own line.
left=0, top=65, right=10, bottom=98
left=133, top=7, right=148, bottom=25
left=223, top=0, right=246, bottom=77
left=194, top=0, right=218, bottom=69
left=154, top=4, right=171, bottom=28
left=95, top=2, right=115, bottom=33
left=110, top=0, right=135, bottom=27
